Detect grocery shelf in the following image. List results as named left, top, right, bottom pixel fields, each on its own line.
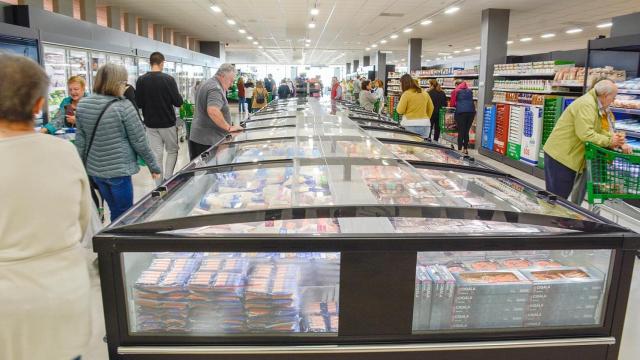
left=493, top=73, right=556, bottom=77
left=493, top=88, right=582, bottom=95
left=551, top=81, right=584, bottom=87
left=618, top=89, right=640, bottom=95
left=611, top=107, right=640, bottom=115
left=443, top=86, right=479, bottom=90
left=478, top=148, right=545, bottom=180
left=492, top=100, right=543, bottom=107
left=620, top=129, right=640, bottom=139
left=416, top=74, right=479, bottom=78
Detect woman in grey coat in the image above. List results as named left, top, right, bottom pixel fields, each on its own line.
left=358, top=79, right=378, bottom=112
left=75, top=64, right=161, bottom=222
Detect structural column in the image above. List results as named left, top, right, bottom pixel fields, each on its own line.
left=153, top=24, right=163, bottom=42
left=175, top=33, right=187, bottom=48
left=346, top=63, right=351, bottom=74
left=363, top=55, right=370, bottom=67
left=188, top=38, right=198, bottom=51
left=408, top=38, right=422, bottom=72
left=137, top=18, right=149, bottom=37
left=106, top=6, right=120, bottom=29
left=79, top=0, right=96, bottom=23
left=476, top=8, right=510, bottom=145
left=123, top=13, right=136, bottom=33
left=375, top=51, right=386, bottom=84
left=17, top=0, right=43, bottom=8
left=52, top=0, right=73, bottom=16
left=353, top=60, right=359, bottom=73
left=163, top=28, right=174, bottom=44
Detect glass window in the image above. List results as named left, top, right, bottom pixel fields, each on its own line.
left=123, top=252, right=340, bottom=336
left=413, top=250, right=613, bottom=332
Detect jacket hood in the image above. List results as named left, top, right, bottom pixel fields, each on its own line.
left=456, top=82, right=469, bottom=90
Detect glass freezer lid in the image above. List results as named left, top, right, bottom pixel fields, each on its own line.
left=228, top=127, right=305, bottom=142
left=243, top=117, right=300, bottom=129
left=365, top=129, right=425, bottom=143
left=200, top=137, right=323, bottom=165
left=383, top=142, right=487, bottom=169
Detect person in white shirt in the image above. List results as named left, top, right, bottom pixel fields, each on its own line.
left=0, top=53, right=93, bottom=360
left=244, top=79, right=255, bottom=113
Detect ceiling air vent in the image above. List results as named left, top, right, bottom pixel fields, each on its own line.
left=379, top=12, right=404, bottom=17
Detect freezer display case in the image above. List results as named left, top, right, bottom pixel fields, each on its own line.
left=68, top=49, right=90, bottom=83
left=138, top=58, right=150, bottom=77
left=90, top=51, right=107, bottom=79
left=43, top=45, right=68, bottom=115
left=123, top=56, right=138, bottom=86
left=382, top=140, right=489, bottom=170
left=364, top=127, right=425, bottom=143
left=95, top=98, right=639, bottom=360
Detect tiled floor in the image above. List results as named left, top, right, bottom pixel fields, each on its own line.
left=83, top=105, right=639, bottom=359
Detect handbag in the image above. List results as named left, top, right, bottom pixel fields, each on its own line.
left=83, top=99, right=119, bottom=210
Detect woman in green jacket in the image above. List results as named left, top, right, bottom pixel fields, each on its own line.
left=543, top=79, right=631, bottom=203
left=41, top=76, right=87, bottom=134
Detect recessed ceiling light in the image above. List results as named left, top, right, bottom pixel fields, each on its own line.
left=308, top=22, right=316, bottom=29
left=238, top=29, right=246, bottom=34
left=371, top=44, right=378, bottom=48
left=464, top=48, right=471, bottom=52
left=506, top=40, right=514, bottom=44
left=436, top=57, right=441, bottom=61
left=454, top=50, right=461, bottom=53
left=403, top=28, right=413, bottom=33
left=444, top=6, right=460, bottom=14
left=597, top=22, right=612, bottom=28
left=305, top=44, right=310, bottom=47
left=365, top=47, right=370, bottom=51
left=475, top=46, right=481, bottom=50
left=421, top=19, right=433, bottom=26
left=380, top=39, right=387, bottom=44
left=258, top=46, right=263, bottom=49
left=227, top=19, right=236, bottom=25
left=305, top=39, right=311, bottom=43
left=520, top=37, right=532, bottom=42
left=310, top=8, right=319, bottom=16
left=437, top=52, right=450, bottom=56
left=541, top=33, right=555, bottom=38
left=247, top=36, right=253, bottom=40
left=253, top=41, right=259, bottom=45
left=390, top=34, right=399, bottom=39
left=566, top=28, right=583, bottom=34
left=420, top=55, right=424, bottom=58
left=401, top=58, right=405, bottom=61
left=210, top=5, right=221, bottom=12
left=426, top=59, right=431, bottom=61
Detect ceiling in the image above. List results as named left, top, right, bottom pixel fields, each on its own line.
left=97, top=0, right=640, bottom=66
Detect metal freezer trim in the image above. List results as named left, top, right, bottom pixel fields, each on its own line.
left=118, top=337, right=615, bottom=354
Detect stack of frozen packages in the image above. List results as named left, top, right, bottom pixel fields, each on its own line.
left=450, top=270, right=531, bottom=329
left=245, top=263, right=302, bottom=333
left=412, top=266, right=434, bottom=331
left=134, top=257, right=202, bottom=332
left=521, top=267, right=605, bottom=327
left=425, top=265, right=456, bottom=330
left=302, top=301, right=339, bottom=333
left=289, top=166, right=333, bottom=206
left=187, top=257, right=250, bottom=334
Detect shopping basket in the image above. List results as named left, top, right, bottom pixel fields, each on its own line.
left=439, top=107, right=457, bottom=134
left=585, top=142, right=640, bottom=204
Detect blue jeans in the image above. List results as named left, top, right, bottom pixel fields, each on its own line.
left=92, top=176, right=134, bottom=222
left=404, top=126, right=429, bottom=137
left=238, top=96, right=246, bottom=112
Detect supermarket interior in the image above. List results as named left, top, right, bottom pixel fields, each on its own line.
left=2, top=0, right=640, bottom=360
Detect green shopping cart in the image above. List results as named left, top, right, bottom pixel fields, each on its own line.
left=585, top=142, right=640, bottom=205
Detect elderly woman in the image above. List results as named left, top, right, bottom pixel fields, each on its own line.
left=41, top=75, right=87, bottom=134
left=75, top=63, right=161, bottom=222
left=359, top=80, right=378, bottom=112
left=543, top=79, right=631, bottom=203
left=0, top=53, right=92, bottom=360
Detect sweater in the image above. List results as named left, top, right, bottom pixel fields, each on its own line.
left=397, top=88, right=434, bottom=121
left=0, top=133, right=92, bottom=360
left=75, top=94, right=161, bottom=178
left=428, top=89, right=447, bottom=123
left=135, top=71, right=183, bottom=128
left=543, top=89, right=614, bottom=172
left=359, top=90, right=378, bottom=111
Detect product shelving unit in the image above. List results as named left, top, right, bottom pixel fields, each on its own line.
left=95, top=97, right=639, bottom=360
left=386, top=71, right=406, bottom=121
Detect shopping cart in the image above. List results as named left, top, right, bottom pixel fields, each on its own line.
left=439, top=107, right=457, bottom=134
left=585, top=142, right=640, bottom=205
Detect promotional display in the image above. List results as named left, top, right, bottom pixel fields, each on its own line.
left=520, top=105, right=543, bottom=165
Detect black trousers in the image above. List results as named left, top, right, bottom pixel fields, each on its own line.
left=188, top=140, right=212, bottom=161
left=454, top=112, right=475, bottom=150
left=544, top=152, right=576, bottom=199
left=429, top=116, right=440, bottom=141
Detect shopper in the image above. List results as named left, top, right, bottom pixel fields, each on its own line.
left=252, top=80, right=270, bottom=112
left=353, top=76, right=362, bottom=103
left=450, top=80, right=475, bottom=154
left=41, top=75, right=87, bottom=134
left=189, top=63, right=244, bottom=160
left=396, top=74, right=434, bottom=137
left=0, top=53, right=92, bottom=360
left=373, top=79, right=385, bottom=114
left=245, top=78, right=255, bottom=113
left=331, top=77, right=343, bottom=100
left=265, top=74, right=275, bottom=99
left=287, top=78, right=296, bottom=97
left=359, top=80, right=378, bottom=111
left=237, top=76, right=246, bottom=115
left=543, top=79, right=631, bottom=203
left=278, top=79, right=291, bottom=100
left=427, top=79, right=447, bottom=141
left=124, top=83, right=138, bottom=111
left=76, top=64, right=161, bottom=222
left=135, top=52, right=183, bottom=184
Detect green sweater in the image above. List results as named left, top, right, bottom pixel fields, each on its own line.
left=543, top=89, right=613, bottom=173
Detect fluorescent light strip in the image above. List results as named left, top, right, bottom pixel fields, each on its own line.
left=520, top=37, right=532, bottom=42
left=597, top=22, right=612, bottom=28
left=566, top=28, right=583, bottom=34
left=444, top=6, right=460, bottom=14
left=403, top=28, right=413, bottom=33
left=421, top=19, right=433, bottom=25
left=227, top=19, right=236, bottom=25
left=210, top=5, right=221, bottom=13
left=541, top=33, right=555, bottom=38
left=390, top=34, right=398, bottom=39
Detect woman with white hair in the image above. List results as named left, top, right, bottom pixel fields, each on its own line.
left=0, top=53, right=91, bottom=360
left=543, top=78, right=632, bottom=204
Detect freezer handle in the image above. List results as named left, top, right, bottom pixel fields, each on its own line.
left=118, top=337, right=615, bottom=355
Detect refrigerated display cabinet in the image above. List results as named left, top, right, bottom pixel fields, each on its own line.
left=43, top=45, right=68, bottom=115
left=95, top=98, right=639, bottom=360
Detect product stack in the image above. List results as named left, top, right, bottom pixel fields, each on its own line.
left=506, top=105, right=524, bottom=160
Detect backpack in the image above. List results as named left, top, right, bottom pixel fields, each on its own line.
left=256, top=90, right=266, bottom=104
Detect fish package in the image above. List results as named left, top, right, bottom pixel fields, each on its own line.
left=304, top=314, right=330, bottom=333
left=521, top=267, right=605, bottom=294
left=197, top=258, right=225, bottom=272
left=453, top=270, right=532, bottom=296
left=147, top=258, right=173, bottom=272
left=453, top=292, right=530, bottom=306
left=465, top=260, right=502, bottom=271
left=134, top=271, right=165, bottom=293
left=452, top=302, right=526, bottom=318
left=413, top=266, right=434, bottom=331
left=219, top=258, right=250, bottom=276
left=209, top=272, right=246, bottom=297
left=524, top=306, right=597, bottom=322
left=171, top=258, right=202, bottom=273
left=426, top=265, right=456, bottom=330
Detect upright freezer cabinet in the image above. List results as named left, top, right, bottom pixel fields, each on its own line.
left=94, top=98, right=639, bottom=360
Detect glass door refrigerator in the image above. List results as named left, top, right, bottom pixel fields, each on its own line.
left=90, top=51, right=107, bottom=80
left=94, top=99, right=639, bottom=360
left=123, top=56, right=138, bottom=86
left=43, top=45, right=68, bottom=117
left=67, top=49, right=90, bottom=85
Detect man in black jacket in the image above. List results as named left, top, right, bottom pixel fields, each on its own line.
left=135, top=52, right=183, bottom=184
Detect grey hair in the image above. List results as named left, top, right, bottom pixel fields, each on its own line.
left=215, top=63, right=236, bottom=77
left=93, top=63, right=127, bottom=96
left=593, top=78, right=617, bottom=96
left=0, top=53, right=49, bottom=122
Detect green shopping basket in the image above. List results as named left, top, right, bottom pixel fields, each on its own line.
left=439, top=107, right=457, bottom=134
left=585, top=142, right=640, bottom=204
